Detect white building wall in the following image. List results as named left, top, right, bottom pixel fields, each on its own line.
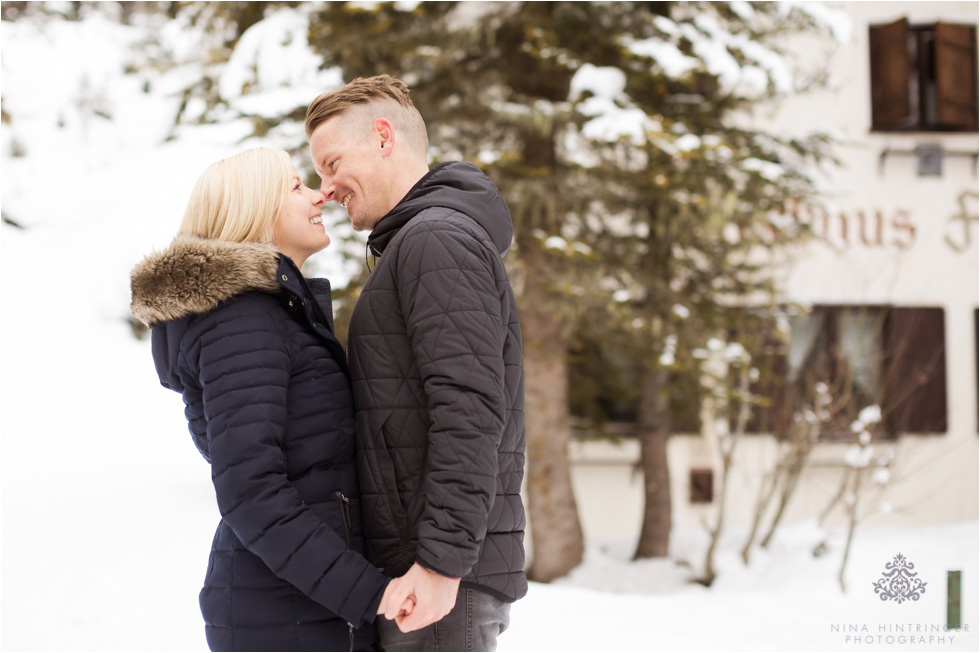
left=569, top=1, right=979, bottom=542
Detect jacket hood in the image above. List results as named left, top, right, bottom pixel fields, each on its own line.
left=130, top=234, right=282, bottom=328
left=367, top=161, right=513, bottom=257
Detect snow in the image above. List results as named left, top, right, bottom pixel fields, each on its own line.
left=626, top=37, right=699, bottom=78
left=220, top=8, right=345, bottom=118
left=724, top=342, right=749, bottom=363
left=743, top=156, right=787, bottom=181
left=788, top=0, right=854, bottom=44
left=2, top=6, right=977, bottom=653
left=631, top=5, right=817, bottom=97
left=860, top=405, right=883, bottom=426
left=545, top=235, right=569, bottom=250
left=723, top=222, right=742, bottom=244
left=845, top=444, right=875, bottom=468
left=569, top=64, right=661, bottom=144
left=873, top=467, right=891, bottom=486
left=660, top=334, right=679, bottom=366
left=569, top=64, right=628, bottom=101
left=675, top=133, right=702, bottom=152
left=729, top=1, right=756, bottom=21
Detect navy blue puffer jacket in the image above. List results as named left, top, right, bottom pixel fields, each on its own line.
left=130, top=236, right=387, bottom=652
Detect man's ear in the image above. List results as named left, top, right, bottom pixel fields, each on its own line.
left=374, top=118, right=395, bottom=157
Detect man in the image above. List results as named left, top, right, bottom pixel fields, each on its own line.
left=305, top=75, right=527, bottom=651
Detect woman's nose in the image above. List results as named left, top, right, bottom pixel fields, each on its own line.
left=311, top=189, right=326, bottom=206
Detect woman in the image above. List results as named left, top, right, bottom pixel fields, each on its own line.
left=130, top=148, right=401, bottom=652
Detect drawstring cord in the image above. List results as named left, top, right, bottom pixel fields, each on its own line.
left=365, top=241, right=376, bottom=272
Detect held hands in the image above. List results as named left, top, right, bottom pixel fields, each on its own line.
left=378, top=562, right=461, bottom=633
left=378, top=579, right=415, bottom=620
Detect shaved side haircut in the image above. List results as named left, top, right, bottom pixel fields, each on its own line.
left=305, top=75, right=429, bottom=159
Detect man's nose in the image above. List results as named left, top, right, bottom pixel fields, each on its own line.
left=319, top=180, right=336, bottom=202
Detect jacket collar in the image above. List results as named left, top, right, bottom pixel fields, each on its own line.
left=130, top=235, right=281, bottom=327
left=365, top=161, right=514, bottom=258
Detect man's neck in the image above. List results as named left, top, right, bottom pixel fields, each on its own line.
left=386, top=160, right=430, bottom=211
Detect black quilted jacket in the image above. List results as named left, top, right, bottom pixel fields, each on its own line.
left=348, top=161, right=528, bottom=603
left=131, top=237, right=387, bottom=651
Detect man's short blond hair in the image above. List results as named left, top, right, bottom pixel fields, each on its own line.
left=179, top=148, right=293, bottom=243
left=305, top=75, right=429, bottom=159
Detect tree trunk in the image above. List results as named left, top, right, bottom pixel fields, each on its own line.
left=634, top=365, right=672, bottom=559
left=741, top=464, right=781, bottom=564
left=703, top=365, right=749, bottom=584
left=759, top=448, right=808, bottom=549
left=521, top=274, right=584, bottom=582
left=838, top=468, right=863, bottom=593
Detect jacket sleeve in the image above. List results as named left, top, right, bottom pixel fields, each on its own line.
left=191, top=302, right=387, bottom=626
left=396, top=220, right=507, bottom=579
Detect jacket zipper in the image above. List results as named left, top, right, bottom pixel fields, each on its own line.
left=335, top=491, right=355, bottom=651
left=335, top=491, right=353, bottom=549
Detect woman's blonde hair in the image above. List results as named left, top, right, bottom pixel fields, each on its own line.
left=179, top=148, right=294, bottom=243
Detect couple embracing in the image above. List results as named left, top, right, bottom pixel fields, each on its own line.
left=130, top=75, right=527, bottom=652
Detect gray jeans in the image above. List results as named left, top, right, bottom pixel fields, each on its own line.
left=376, top=586, right=511, bottom=652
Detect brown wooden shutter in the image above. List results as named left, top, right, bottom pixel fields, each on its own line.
left=869, top=18, right=912, bottom=130
left=935, top=23, right=978, bottom=130
left=885, top=307, right=947, bottom=433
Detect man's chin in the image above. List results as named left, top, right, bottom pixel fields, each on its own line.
left=350, top=215, right=378, bottom=233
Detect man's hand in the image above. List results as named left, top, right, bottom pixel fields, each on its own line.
left=383, top=562, right=460, bottom=633
left=378, top=578, right=415, bottom=618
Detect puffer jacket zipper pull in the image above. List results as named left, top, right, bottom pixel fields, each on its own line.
left=335, top=491, right=352, bottom=549
left=348, top=622, right=355, bottom=651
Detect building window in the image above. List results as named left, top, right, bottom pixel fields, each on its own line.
left=689, top=468, right=714, bottom=504
left=778, top=306, right=948, bottom=438
left=869, top=19, right=978, bottom=132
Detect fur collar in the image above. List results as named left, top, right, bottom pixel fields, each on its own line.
left=130, top=235, right=282, bottom=327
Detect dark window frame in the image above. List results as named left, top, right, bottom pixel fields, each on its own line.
left=869, top=18, right=979, bottom=132
left=751, top=305, right=948, bottom=440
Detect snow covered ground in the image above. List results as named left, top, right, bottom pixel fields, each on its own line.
left=1, top=6, right=977, bottom=652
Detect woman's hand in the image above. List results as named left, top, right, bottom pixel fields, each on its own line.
left=378, top=578, right=415, bottom=618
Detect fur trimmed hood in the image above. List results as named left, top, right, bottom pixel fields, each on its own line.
left=130, top=235, right=282, bottom=327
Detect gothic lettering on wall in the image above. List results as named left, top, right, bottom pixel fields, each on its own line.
left=807, top=207, right=917, bottom=250
left=776, top=196, right=979, bottom=253
left=944, top=190, right=979, bottom=252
